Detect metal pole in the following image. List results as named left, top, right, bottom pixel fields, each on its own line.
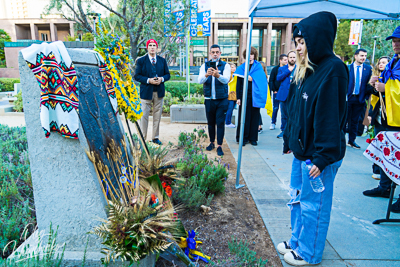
left=358, top=19, right=363, bottom=49
left=180, top=46, right=182, bottom=76
left=235, top=12, right=254, bottom=189
left=372, top=36, right=378, bottom=65
left=186, top=28, right=190, bottom=98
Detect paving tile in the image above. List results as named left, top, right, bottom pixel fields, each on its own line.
left=225, top=109, right=400, bottom=265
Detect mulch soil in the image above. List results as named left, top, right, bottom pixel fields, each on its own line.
left=155, top=139, right=283, bottom=267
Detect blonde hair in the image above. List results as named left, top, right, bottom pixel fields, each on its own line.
left=372, top=56, right=390, bottom=77
left=293, top=42, right=314, bottom=84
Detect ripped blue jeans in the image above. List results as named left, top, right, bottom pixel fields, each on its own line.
left=287, top=157, right=342, bottom=264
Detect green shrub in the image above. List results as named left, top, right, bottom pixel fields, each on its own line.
left=170, top=76, right=186, bottom=81
left=165, top=82, right=203, bottom=101
left=175, top=177, right=213, bottom=210
left=0, top=78, right=20, bottom=92
left=81, top=32, right=94, bottom=41
left=228, top=237, right=268, bottom=266
left=13, top=91, right=23, bottom=112
left=162, top=91, right=180, bottom=114
left=0, top=125, right=34, bottom=258
left=176, top=128, right=228, bottom=196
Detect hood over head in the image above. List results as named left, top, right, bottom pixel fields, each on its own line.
left=293, top=11, right=337, bottom=65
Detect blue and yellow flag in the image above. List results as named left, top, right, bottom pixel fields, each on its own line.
left=234, top=60, right=273, bottom=118
left=379, top=57, right=400, bottom=127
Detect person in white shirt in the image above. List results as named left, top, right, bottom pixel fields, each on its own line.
left=198, top=44, right=231, bottom=156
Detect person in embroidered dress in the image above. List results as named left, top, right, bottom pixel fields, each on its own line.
left=363, top=26, right=400, bottom=213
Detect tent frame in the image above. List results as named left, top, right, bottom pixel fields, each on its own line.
left=235, top=1, right=400, bottom=189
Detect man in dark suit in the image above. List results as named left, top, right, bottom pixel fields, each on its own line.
left=134, top=39, right=170, bottom=145
left=346, top=48, right=372, bottom=149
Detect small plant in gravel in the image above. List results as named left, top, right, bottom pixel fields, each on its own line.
left=228, top=237, right=268, bottom=266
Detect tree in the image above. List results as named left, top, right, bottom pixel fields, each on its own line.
left=45, top=0, right=188, bottom=66
left=360, top=20, right=398, bottom=64
left=334, top=20, right=356, bottom=62
left=0, top=29, right=11, bottom=62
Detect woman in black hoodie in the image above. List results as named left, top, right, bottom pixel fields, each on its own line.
left=278, top=12, right=348, bottom=266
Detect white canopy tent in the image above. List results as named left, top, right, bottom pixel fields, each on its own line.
left=235, top=0, right=400, bottom=188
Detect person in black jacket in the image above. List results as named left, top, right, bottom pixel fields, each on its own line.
left=278, top=12, right=348, bottom=266
left=134, top=39, right=170, bottom=145
left=198, top=44, right=231, bottom=156
left=268, top=54, right=287, bottom=130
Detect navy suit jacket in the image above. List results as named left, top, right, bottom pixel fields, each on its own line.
left=347, top=63, right=372, bottom=104
left=134, top=54, right=170, bottom=100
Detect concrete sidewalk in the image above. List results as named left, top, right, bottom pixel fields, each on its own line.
left=227, top=108, right=400, bottom=267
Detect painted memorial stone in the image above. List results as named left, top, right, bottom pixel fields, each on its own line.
left=76, top=64, right=127, bottom=193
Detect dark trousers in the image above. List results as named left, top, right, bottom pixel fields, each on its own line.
left=236, top=98, right=260, bottom=142
left=280, top=100, right=288, bottom=131
left=375, top=123, right=400, bottom=196
left=225, top=100, right=236, bottom=125
left=271, top=93, right=280, bottom=124
left=347, top=97, right=365, bottom=143
left=205, top=98, right=228, bottom=146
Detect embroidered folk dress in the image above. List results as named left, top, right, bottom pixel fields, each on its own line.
left=364, top=131, right=400, bottom=185
left=21, top=41, right=117, bottom=139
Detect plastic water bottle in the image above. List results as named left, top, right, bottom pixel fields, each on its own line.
left=306, top=159, right=325, bottom=193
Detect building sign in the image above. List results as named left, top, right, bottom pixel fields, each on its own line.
left=190, top=39, right=205, bottom=45
left=349, top=21, right=361, bottom=45
left=190, top=0, right=198, bottom=37
left=164, top=0, right=185, bottom=36
left=172, top=0, right=185, bottom=36
left=165, top=0, right=210, bottom=37
left=197, top=0, right=211, bottom=36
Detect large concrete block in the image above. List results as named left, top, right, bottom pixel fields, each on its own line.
left=170, top=104, right=207, bottom=123
left=17, top=48, right=154, bottom=266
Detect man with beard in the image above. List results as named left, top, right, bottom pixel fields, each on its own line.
left=346, top=49, right=372, bottom=149
left=276, top=51, right=296, bottom=138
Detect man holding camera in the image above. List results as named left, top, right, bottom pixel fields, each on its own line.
left=198, top=44, right=231, bottom=156
left=134, top=39, right=170, bottom=145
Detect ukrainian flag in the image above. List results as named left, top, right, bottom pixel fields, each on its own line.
left=234, top=60, right=273, bottom=118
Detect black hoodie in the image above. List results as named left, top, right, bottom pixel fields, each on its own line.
left=283, top=11, right=348, bottom=172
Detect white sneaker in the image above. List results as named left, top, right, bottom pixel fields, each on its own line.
left=284, top=251, right=314, bottom=266
left=277, top=241, right=293, bottom=255
left=372, top=174, right=381, bottom=180
left=270, top=123, right=276, bottom=130
left=225, top=123, right=236, bottom=128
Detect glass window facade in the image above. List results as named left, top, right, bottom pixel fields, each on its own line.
left=192, top=37, right=208, bottom=66
left=251, top=29, right=263, bottom=62
left=270, top=29, right=282, bottom=66
left=218, top=29, right=239, bottom=64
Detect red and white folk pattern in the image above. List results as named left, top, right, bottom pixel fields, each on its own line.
left=364, top=131, right=400, bottom=185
